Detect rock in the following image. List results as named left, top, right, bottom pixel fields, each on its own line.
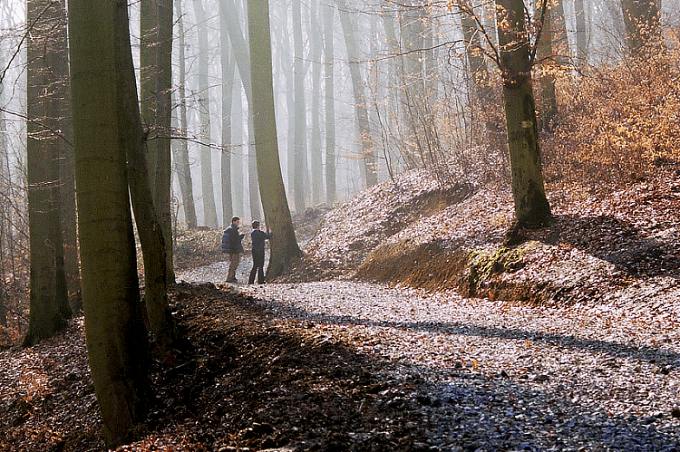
left=671, top=407, right=680, bottom=419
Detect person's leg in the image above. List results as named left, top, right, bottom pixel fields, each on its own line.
left=227, top=253, right=238, bottom=281
left=257, top=265, right=265, bottom=284
left=249, top=261, right=257, bottom=284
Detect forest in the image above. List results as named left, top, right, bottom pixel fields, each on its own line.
left=0, top=0, right=679, bottom=450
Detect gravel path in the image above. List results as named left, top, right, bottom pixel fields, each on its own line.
left=178, top=263, right=680, bottom=450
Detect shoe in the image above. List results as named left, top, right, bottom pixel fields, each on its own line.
left=226, top=278, right=238, bottom=283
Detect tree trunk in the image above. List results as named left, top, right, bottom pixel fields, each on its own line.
left=49, top=0, right=81, bottom=309
left=67, top=0, right=151, bottom=445
left=574, top=0, right=588, bottom=65
left=536, top=1, right=558, bottom=130
left=247, top=0, right=302, bottom=278
left=337, top=0, right=378, bottom=188
left=309, top=0, right=323, bottom=206
left=219, top=2, right=236, bottom=226
left=232, top=79, right=245, bottom=216
left=24, top=0, right=72, bottom=346
left=496, top=0, right=552, bottom=227
left=323, top=2, right=336, bottom=204
left=192, top=0, right=218, bottom=228
left=141, top=0, right=175, bottom=283
left=173, top=0, right=198, bottom=229
left=620, top=0, right=661, bottom=56
left=292, top=0, right=308, bottom=212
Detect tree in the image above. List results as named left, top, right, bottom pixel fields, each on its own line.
left=247, top=0, right=302, bottom=277
left=323, top=1, right=336, bottom=204
left=536, top=0, right=558, bottom=130
left=620, top=0, right=661, bottom=56
left=192, top=0, right=219, bottom=228
left=495, top=0, right=552, bottom=227
left=140, top=0, right=175, bottom=280
left=219, top=1, right=236, bottom=226
left=309, top=0, right=324, bottom=206
left=337, top=0, right=378, bottom=188
left=67, top=0, right=151, bottom=445
left=292, top=0, right=308, bottom=212
left=172, top=0, right=198, bottom=229
left=24, top=0, right=72, bottom=346
left=574, top=0, right=588, bottom=65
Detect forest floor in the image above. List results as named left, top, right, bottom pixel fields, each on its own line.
left=1, top=169, right=680, bottom=450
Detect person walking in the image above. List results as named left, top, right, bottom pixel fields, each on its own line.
left=222, top=217, right=245, bottom=283
left=249, top=221, right=272, bottom=285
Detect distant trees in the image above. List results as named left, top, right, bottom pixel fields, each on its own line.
left=323, top=2, right=337, bottom=204
left=24, top=0, right=71, bottom=346
left=247, top=0, right=302, bottom=277
left=495, top=0, right=552, bottom=227
left=68, top=0, right=151, bottom=445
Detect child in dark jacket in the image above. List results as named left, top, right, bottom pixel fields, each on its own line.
left=249, top=221, right=272, bottom=284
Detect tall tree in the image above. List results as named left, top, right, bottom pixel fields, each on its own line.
left=67, top=0, right=151, bottom=444
left=574, top=0, right=588, bottom=65
left=620, top=0, right=661, bottom=56
left=172, top=0, right=198, bottom=229
left=219, top=2, right=236, bottom=226
left=495, top=0, right=552, bottom=227
left=247, top=0, right=302, bottom=277
left=24, top=0, right=72, bottom=346
left=309, top=0, right=323, bottom=205
left=323, top=1, right=336, bottom=204
left=192, top=0, right=219, bottom=228
left=337, top=0, right=378, bottom=187
left=292, top=0, right=308, bottom=212
left=536, top=0, right=558, bottom=130
left=140, top=0, right=175, bottom=280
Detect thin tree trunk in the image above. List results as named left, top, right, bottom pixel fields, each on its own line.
left=292, top=0, right=308, bottom=212
left=574, top=0, right=588, bottom=65
left=219, top=2, right=236, bottom=226
left=247, top=0, right=302, bottom=278
left=536, top=1, right=558, bottom=130
left=309, top=0, right=323, bottom=206
left=24, top=0, right=71, bottom=346
left=141, top=0, right=175, bottom=282
left=232, top=79, right=245, bottom=216
left=192, top=0, right=218, bottom=228
left=323, top=2, right=336, bottom=204
left=496, top=0, right=552, bottom=227
left=67, top=0, right=151, bottom=444
left=173, top=0, right=198, bottom=229
left=337, top=0, right=378, bottom=187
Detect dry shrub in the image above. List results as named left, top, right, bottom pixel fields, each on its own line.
left=544, top=47, right=680, bottom=185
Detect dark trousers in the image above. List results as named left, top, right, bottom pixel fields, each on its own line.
left=249, top=250, right=266, bottom=284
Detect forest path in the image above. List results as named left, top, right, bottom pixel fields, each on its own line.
left=177, top=263, right=680, bottom=449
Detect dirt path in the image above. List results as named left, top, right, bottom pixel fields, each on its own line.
left=178, top=262, right=680, bottom=450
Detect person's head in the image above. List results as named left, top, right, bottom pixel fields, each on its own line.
left=252, top=221, right=261, bottom=230
left=231, top=216, right=241, bottom=227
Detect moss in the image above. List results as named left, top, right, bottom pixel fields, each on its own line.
left=464, top=245, right=530, bottom=296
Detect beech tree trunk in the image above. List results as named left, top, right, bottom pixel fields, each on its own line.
left=292, top=0, right=308, bottom=212
left=337, top=0, right=378, bottom=188
left=192, top=0, right=218, bottom=228
left=219, top=2, right=236, bottom=226
left=309, top=0, right=323, bottom=205
left=172, top=0, right=198, bottom=229
left=574, top=0, right=588, bottom=65
left=67, top=0, right=151, bottom=445
left=536, top=1, right=558, bottom=130
left=496, top=0, right=552, bottom=227
left=24, top=0, right=71, bottom=346
left=323, top=2, right=336, bottom=204
left=247, top=0, right=302, bottom=278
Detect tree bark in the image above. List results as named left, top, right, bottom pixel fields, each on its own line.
left=292, top=0, right=308, bottom=212
left=140, top=0, right=175, bottom=281
left=173, top=0, right=198, bottom=229
left=337, top=0, right=378, bottom=188
left=192, top=0, right=218, bottom=228
left=574, top=0, right=588, bottom=65
left=219, top=2, right=236, bottom=226
left=67, top=0, right=151, bottom=445
left=323, top=2, right=336, bottom=204
left=309, top=0, right=323, bottom=206
left=24, top=0, right=71, bottom=346
left=247, top=0, right=302, bottom=278
left=536, top=1, right=558, bottom=130
left=496, top=0, right=552, bottom=227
